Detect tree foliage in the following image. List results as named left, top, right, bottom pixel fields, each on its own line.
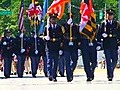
left=0, top=0, right=119, bottom=36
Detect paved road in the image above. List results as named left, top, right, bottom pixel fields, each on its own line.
left=0, top=68, right=120, bottom=90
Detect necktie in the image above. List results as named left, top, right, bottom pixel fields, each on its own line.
left=53, top=24, right=56, bottom=29
left=110, top=21, right=112, bottom=24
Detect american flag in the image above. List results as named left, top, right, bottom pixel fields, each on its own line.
left=18, top=0, right=25, bottom=31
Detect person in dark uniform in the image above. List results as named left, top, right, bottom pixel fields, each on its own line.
left=58, top=46, right=65, bottom=77
left=41, top=42, right=48, bottom=77
left=97, top=9, right=120, bottom=81
left=62, top=13, right=80, bottom=82
left=1, top=30, right=15, bottom=78
left=43, top=14, right=63, bottom=82
left=80, top=36, right=97, bottom=81
left=14, top=30, right=29, bottom=78
left=28, top=30, right=44, bottom=77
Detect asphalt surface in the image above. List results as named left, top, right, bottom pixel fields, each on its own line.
left=0, top=68, right=120, bottom=90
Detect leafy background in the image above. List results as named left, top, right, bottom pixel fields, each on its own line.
left=0, top=0, right=119, bottom=36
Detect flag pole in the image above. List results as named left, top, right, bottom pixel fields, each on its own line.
left=104, top=3, right=107, bottom=32
left=68, top=2, right=72, bottom=42
left=33, top=1, right=37, bottom=51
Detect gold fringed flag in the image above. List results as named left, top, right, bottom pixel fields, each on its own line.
left=26, top=0, right=42, bottom=26
left=47, top=0, right=70, bottom=19
left=79, top=0, right=96, bottom=41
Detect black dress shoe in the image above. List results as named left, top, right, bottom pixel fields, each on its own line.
left=53, top=78, right=57, bottom=82
left=108, top=77, right=113, bottom=81
left=32, top=75, right=36, bottom=78
left=86, top=78, right=92, bottom=82
left=67, top=77, right=73, bottom=82
left=18, top=75, right=23, bottom=78
left=5, top=75, right=10, bottom=78
left=59, top=72, right=65, bottom=77
left=49, top=76, right=53, bottom=81
left=44, top=72, right=48, bottom=77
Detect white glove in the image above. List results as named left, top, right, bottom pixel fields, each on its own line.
left=34, top=34, right=37, bottom=38
left=78, top=49, right=81, bottom=56
left=118, top=46, right=120, bottom=49
left=3, top=41, right=7, bottom=45
left=96, top=46, right=101, bottom=50
left=35, top=50, right=38, bottom=54
left=12, top=53, right=16, bottom=57
left=44, top=36, right=50, bottom=40
left=21, top=49, right=25, bottom=53
left=59, top=50, right=63, bottom=55
left=102, top=33, right=108, bottom=38
left=67, top=18, right=72, bottom=25
left=19, top=33, right=24, bottom=38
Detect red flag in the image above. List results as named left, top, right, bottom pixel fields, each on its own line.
left=18, top=0, right=25, bottom=31
left=27, top=2, right=42, bottom=21
left=47, top=0, right=70, bottom=19
left=79, top=0, right=96, bottom=40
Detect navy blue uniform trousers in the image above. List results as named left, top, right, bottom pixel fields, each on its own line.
left=81, top=40, right=97, bottom=79
left=104, top=49, right=118, bottom=78
left=64, top=51, right=78, bottom=80
left=3, top=57, right=12, bottom=77
left=46, top=51, right=58, bottom=79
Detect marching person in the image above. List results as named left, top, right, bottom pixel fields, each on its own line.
left=98, top=9, right=120, bottom=81
left=28, top=30, right=44, bottom=77
left=1, top=30, right=15, bottom=78
left=14, top=30, right=29, bottom=78
left=43, top=14, right=63, bottom=82
left=62, top=13, right=80, bottom=82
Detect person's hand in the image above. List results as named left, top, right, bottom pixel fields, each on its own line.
left=35, top=50, right=38, bottom=54
left=102, top=33, right=108, bottom=38
left=19, top=33, right=24, bottom=38
left=78, top=49, right=81, bottom=56
left=12, top=53, right=16, bottom=57
left=67, top=18, right=72, bottom=25
left=21, top=49, right=25, bottom=53
left=96, top=46, right=101, bottom=50
left=59, top=50, right=63, bottom=55
left=44, top=36, right=50, bottom=40
left=3, top=42, right=7, bottom=45
left=34, top=34, right=37, bottom=38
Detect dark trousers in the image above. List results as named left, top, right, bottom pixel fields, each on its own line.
left=58, top=56, right=65, bottom=75
left=30, top=56, right=40, bottom=76
left=46, top=51, right=58, bottom=79
left=81, top=45, right=97, bottom=79
left=42, top=56, right=47, bottom=74
left=3, top=57, right=12, bottom=77
left=104, top=49, right=118, bottom=78
left=64, top=51, right=78, bottom=80
left=17, top=55, right=26, bottom=77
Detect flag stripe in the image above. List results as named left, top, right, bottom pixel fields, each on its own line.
left=79, top=0, right=96, bottom=41
left=18, top=0, right=25, bottom=31
left=47, top=0, right=70, bottom=19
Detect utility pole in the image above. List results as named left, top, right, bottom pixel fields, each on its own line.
left=119, top=0, right=120, bottom=23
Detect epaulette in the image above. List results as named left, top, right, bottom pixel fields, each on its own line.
left=116, top=21, right=119, bottom=29
left=61, top=26, right=65, bottom=34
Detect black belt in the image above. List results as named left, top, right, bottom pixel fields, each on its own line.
left=49, top=38, right=59, bottom=42
left=64, top=37, right=77, bottom=40
left=108, top=34, right=116, bottom=38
